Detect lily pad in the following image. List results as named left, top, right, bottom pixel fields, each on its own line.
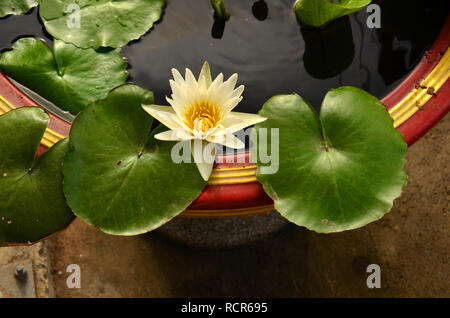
left=0, top=0, right=37, bottom=18
left=63, top=84, right=207, bottom=235
left=0, top=37, right=128, bottom=115
left=0, top=107, right=74, bottom=246
left=255, top=87, right=407, bottom=233
left=39, top=0, right=166, bottom=49
left=294, top=0, right=371, bottom=27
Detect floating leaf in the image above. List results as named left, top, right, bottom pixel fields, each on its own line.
left=255, top=87, right=407, bottom=233
left=0, top=107, right=74, bottom=246
left=0, top=0, right=38, bottom=18
left=63, top=84, right=207, bottom=235
left=39, top=0, right=166, bottom=49
left=294, top=0, right=371, bottom=27
left=0, top=37, right=128, bottom=115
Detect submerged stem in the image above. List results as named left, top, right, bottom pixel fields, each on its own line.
left=211, top=0, right=230, bottom=20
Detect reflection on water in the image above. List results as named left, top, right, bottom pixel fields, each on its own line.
left=252, top=1, right=269, bottom=21
left=301, top=16, right=355, bottom=80
left=0, top=8, right=51, bottom=51
left=211, top=15, right=226, bottom=39
left=123, top=0, right=447, bottom=113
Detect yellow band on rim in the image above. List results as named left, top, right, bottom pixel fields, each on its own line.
left=389, top=49, right=450, bottom=128
left=0, top=95, right=66, bottom=148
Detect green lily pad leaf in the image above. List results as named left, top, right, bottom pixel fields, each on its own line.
left=0, top=107, right=74, bottom=246
left=39, top=0, right=166, bottom=49
left=255, top=87, right=407, bottom=233
left=63, top=84, right=207, bottom=236
left=294, top=0, right=371, bottom=27
left=0, top=0, right=37, bottom=18
left=0, top=37, right=128, bottom=115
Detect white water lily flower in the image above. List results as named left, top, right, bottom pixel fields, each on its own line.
left=142, top=61, right=267, bottom=181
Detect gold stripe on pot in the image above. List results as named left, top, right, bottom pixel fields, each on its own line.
left=0, top=95, right=15, bottom=113
left=0, top=95, right=65, bottom=148
left=41, top=129, right=65, bottom=148
left=207, top=165, right=258, bottom=185
left=389, top=48, right=450, bottom=128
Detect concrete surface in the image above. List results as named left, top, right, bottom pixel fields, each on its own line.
left=47, top=114, right=449, bottom=298
left=1, top=115, right=448, bottom=298
left=0, top=242, right=55, bottom=297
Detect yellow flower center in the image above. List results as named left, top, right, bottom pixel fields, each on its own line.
left=184, top=101, right=222, bottom=135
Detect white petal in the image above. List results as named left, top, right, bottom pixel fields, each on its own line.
left=208, top=73, right=224, bottom=93
left=204, top=126, right=220, bottom=139
left=166, top=96, right=187, bottom=120
left=142, top=105, right=184, bottom=130
left=230, top=85, right=245, bottom=100
left=213, top=74, right=239, bottom=104
left=185, top=68, right=198, bottom=91
left=220, top=73, right=238, bottom=96
left=191, top=140, right=216, bottom=181
left=171, top=68, right=185, bottom=85
left=219, top=112, right=267, bottom=134
left=169, top=79, right=187, bottom=100
left=195, top=160, right=215, bottom=181
left=221, top=96, right=243, bottom=114
left=154, top=129, right=194, bottom=141
left=210, top=126, right=227, bottom=136
left=209, top=74, right=244, bottom=115
left=207, top=133, right=245, bottom=149
left=198, top=61, right=212, bottom=89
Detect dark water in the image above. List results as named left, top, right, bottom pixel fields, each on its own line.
left=0, top=0, right=448, bottom=114
left=124, top=0, right=448, bottom=112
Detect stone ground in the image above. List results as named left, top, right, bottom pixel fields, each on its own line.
left=1, top=115, right=449, bottom=297
left=0, top=242, right=55, bottom=297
